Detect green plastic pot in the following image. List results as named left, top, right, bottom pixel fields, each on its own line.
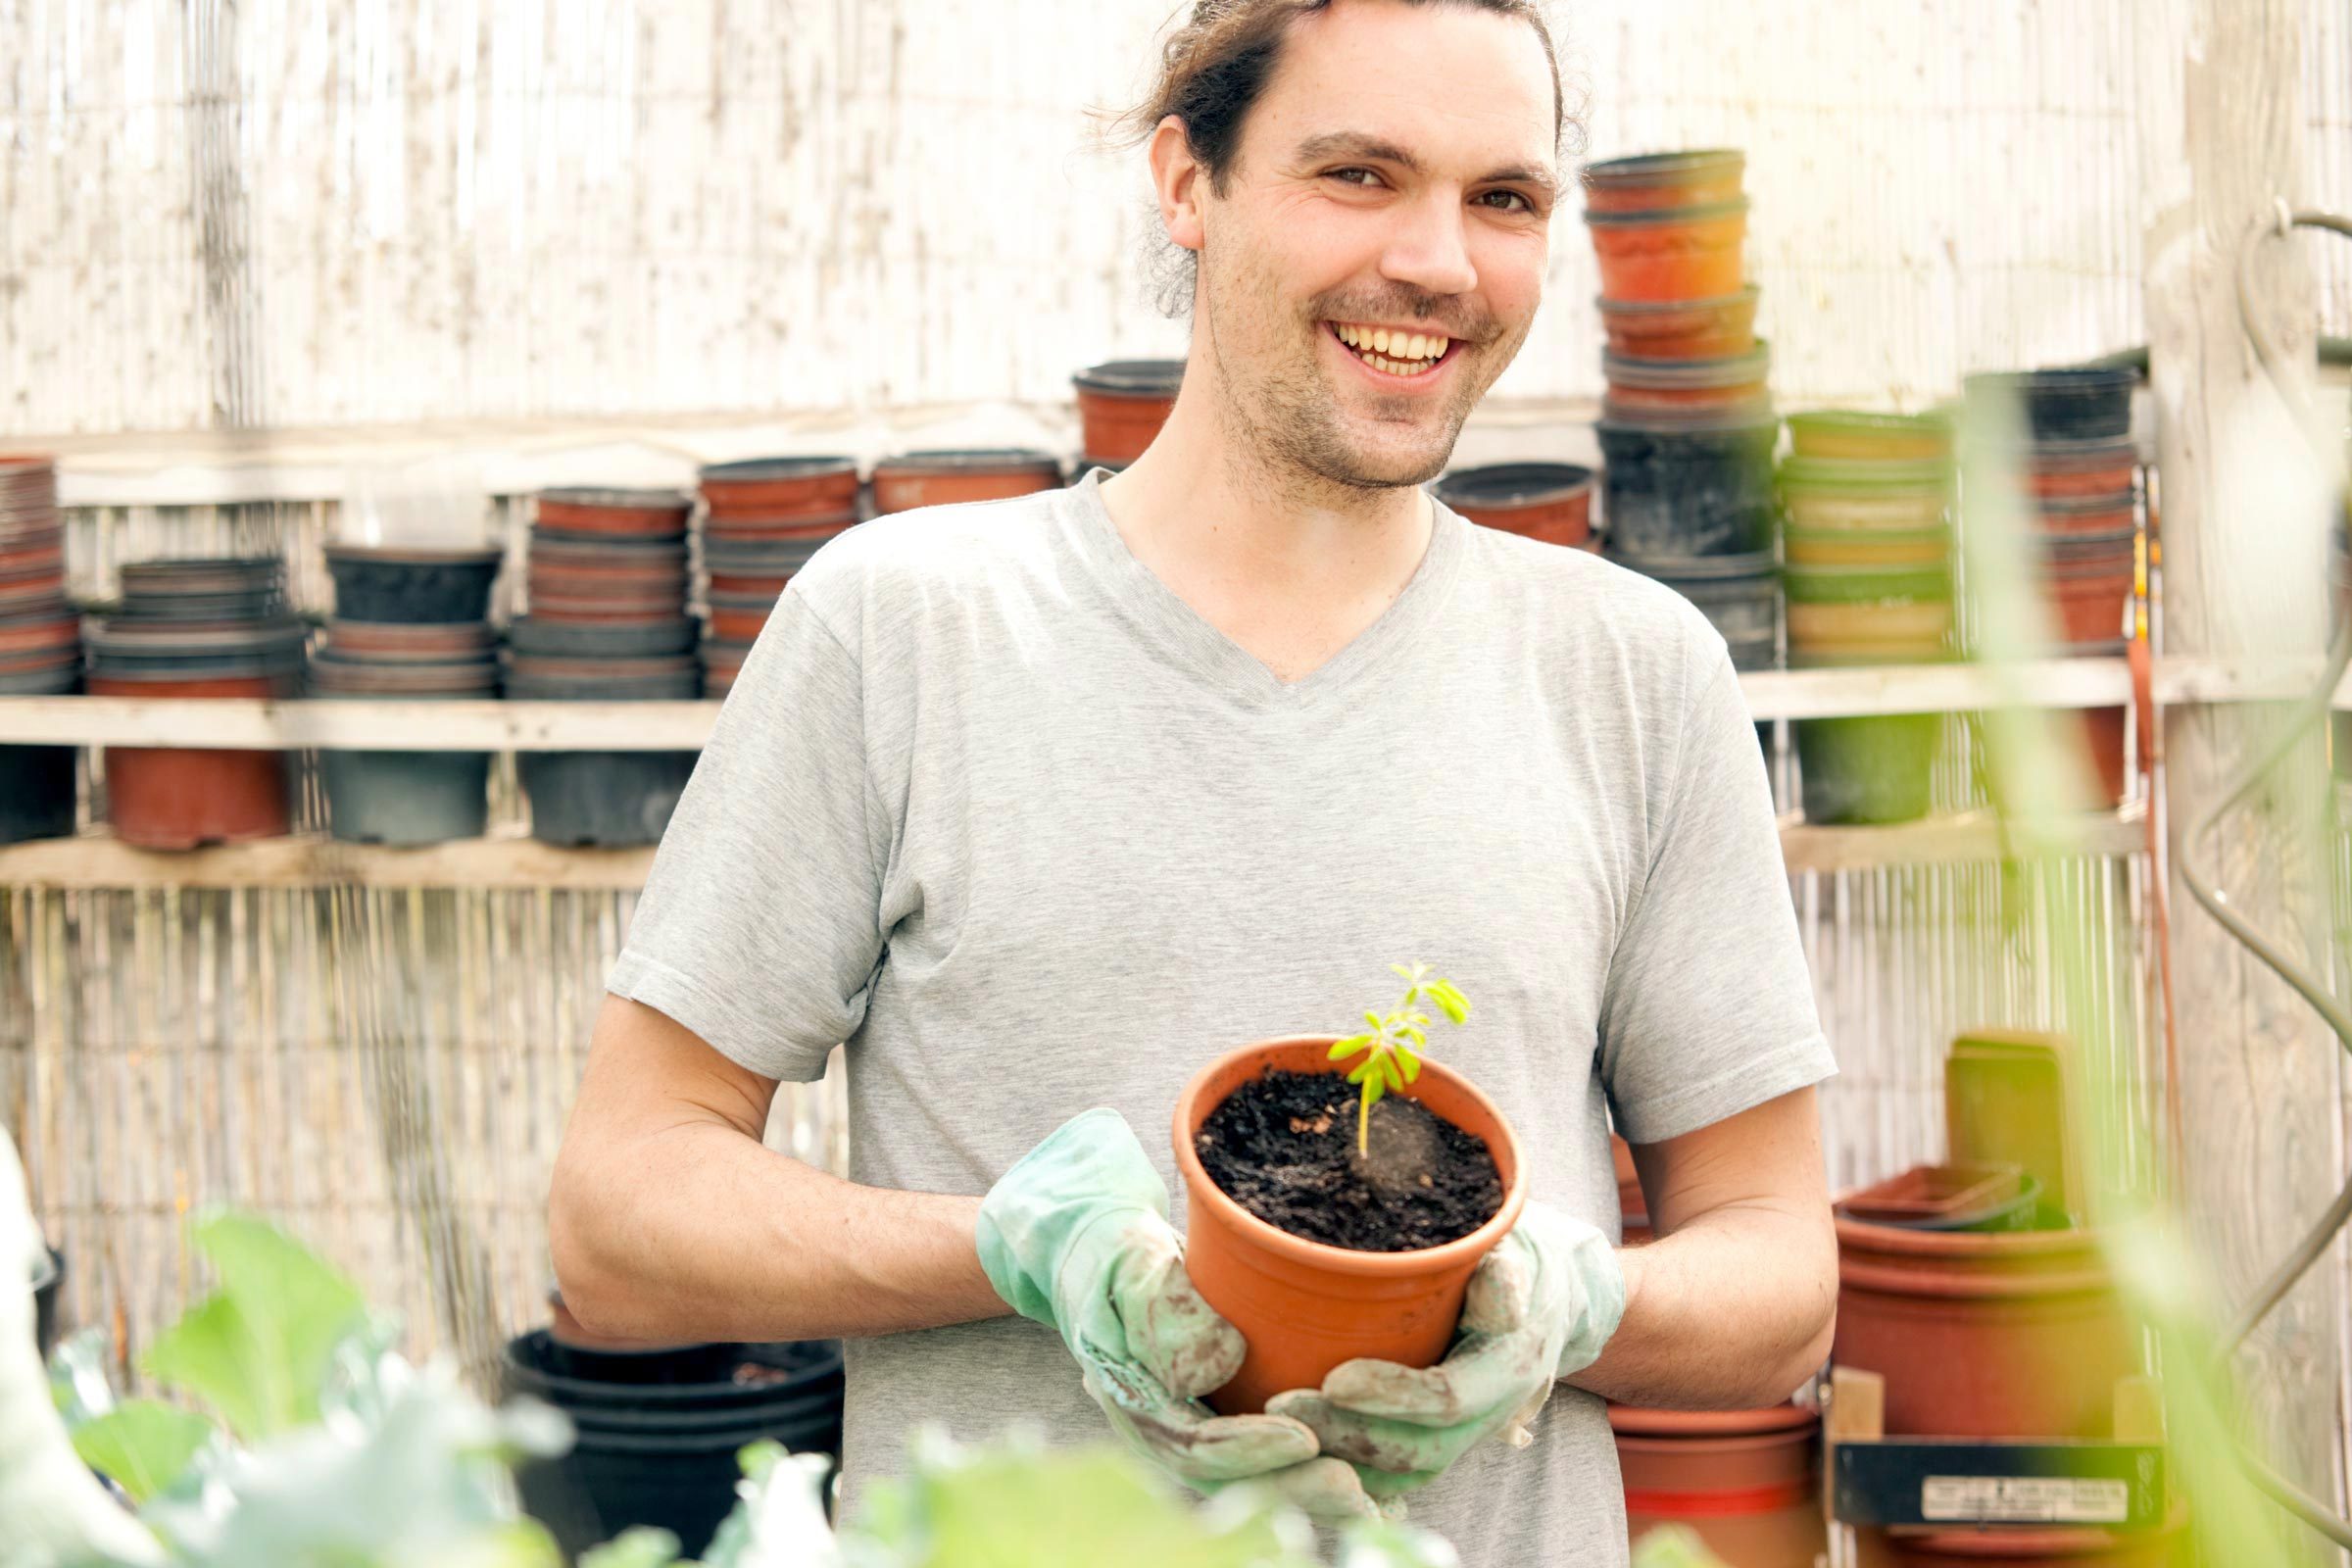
left=1795, top=712, right=1941, bottom=825
left=1786, top=409, right=1956, bottom=462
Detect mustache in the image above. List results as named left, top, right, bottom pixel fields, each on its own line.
left=1309, top=291, right=1497, bottom=344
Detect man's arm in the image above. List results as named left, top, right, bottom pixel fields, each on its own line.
left=1567, top=1088, right=1837, bottom=1409
left=548, top=994, right=1009, bottom=1344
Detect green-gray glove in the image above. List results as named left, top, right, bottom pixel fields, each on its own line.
left=1267, top=1200, right=1625, bottom=1500
left=976, top=1108, right=1381, bottom=1520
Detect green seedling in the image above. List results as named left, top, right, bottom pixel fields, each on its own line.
left=1328, top=962, right=1472, bottom=1157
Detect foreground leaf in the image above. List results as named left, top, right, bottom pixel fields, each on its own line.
left=70, top=1398, right=217, bottom=1503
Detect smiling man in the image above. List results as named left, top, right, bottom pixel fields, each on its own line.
left=549, top=2, right=1838, bottom=1563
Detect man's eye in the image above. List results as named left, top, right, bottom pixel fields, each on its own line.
left=1329, top=168, right=1384, bottom=188
left=1478, top=190, right=1534, bottom=214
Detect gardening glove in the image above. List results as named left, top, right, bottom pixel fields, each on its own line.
left=1266, top=1200, right=1625, bottom=1501
left=976, top=1108, right=1383, bottom=1521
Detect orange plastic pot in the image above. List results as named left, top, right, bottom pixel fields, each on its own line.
left=698, top=458, right=860, bottom=519
left=2072, top=705, right=2129, bottom=807
left=1582, top=149, right=1745, bottom=215
left=870, top=450, right=1063, bottom=514
left=706, top=571, right=794, bottom=598
left=702, top=512, right=857, bottom=543
left=2032, top=496, right=2135, bottom=536
left=1172, top=1036, right=1528, bottom=1416
left=1857, top=1516, right=2183, bottom=1567
left=2040, top=567, right=2132, bottom=646
left=1431, top=464, right=1594, bottom=548
left=1587, top=201, right=1748, bottom=303
left=1834, top=1214, right=2131, bottom=1440
left=89, top=673, right=292, bottom=849
left=1595, top=288, right=1760, bottom=361
left=534, top=489, right=691, bottom=538
left=709, top=605, right=771, bottom=642
left=1075, top=361, right=1185, bottom=464
left=2027, top=441, right=2137, bottom=502
left=1613, top=1403, right=1826, bottom=1568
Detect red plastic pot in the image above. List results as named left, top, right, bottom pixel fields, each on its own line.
left=1172, top=1036, right=1527, bottom=1416
left=706, top=571, right=795, bottom=598
left=534, top=489, right=691, bottom=538
left=1431, top=464, right=1594, bottom=548
left=701, top=513, right=858, bottom=543
left=1612, top=1403, right=1826, bottom=1568
left=1587, top=201, right=1749, bottom=303
left=88, top=672, right=293, bottom=849
left=698, top=458, right=860, bottom=519
left=2028, top=443, right=2137, bottom=502
left=1595, top=288, right=1761, bottom=361
left=1074, top=361, right=1185, bottom=464
left=1834, top=1214, right=2131, bottom=1440
left=1582, top=149, right=1745, bottom=215
left=870, top=450, right=1063, bottom=514
left=2031, top=496, right=2135, bottom=536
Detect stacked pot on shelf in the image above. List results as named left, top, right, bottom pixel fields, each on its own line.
left=870, top=450, right=1063, bottom=515
left=84, top=558, right=310, bottom=850
left=1779, top=411, right=1960, bottom=824
left=1585, top=149, right=1779, bottom=681
left=0, top=456, right=79, bottom=845
left=316, top=533, right=507, bottom=847
left=1429, top=464, right=1596, bottom=551
left=696, top=459, right=860, bottom=697
left=509, top=488, right=701, bottom=847
left=1072, top=359, right=1184, bottom=474
left=1964, top=368, right=2142, bottom=808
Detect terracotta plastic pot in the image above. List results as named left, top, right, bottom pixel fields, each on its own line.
left=1074, top=360, right=1185, bottom=464
left=1603, top=344, right=1771, bottom=416
left=1582, top=149, right=1745, bottom=215
left=1834, top=1214, right=2131, bottom=1440
left=1171, top=1036, right=1528, bottom=1416
left=88, top=672, right=294, bottom=849
left=528, top=597, right=695, bottom=627
left=1858, top=1518, right=2182, bottom=1567
left=708, top=603, right=772, bottom=642
left=706, top=571, right=795, bottom=599
left=1587, top=201, right=1749, bottom=303
left=2026, top=439, right=2138, bottom=502
left=535, top=489, right=692, bottom=539
left=0, top=538, right=64, bottom=580
left=1788, top=410, right=1957, bottom=463
left=1595, top=288, right=1761, bottom=361
left=2037, top=566, right=2132, bottom=646
left=1612, top=1403, right=1826, bottom=1568
left=0, top=612, right=80, bottom=655
left=529, top=534, right=692, bottom=568
left=1596, top=416, right=1780, bottom=564
left=1430, top=464, right=1594, bottom=548
left=2030, top=495, right=2135, bottom=539
left=324, top=619, right=499, bottom=662
left=698, top=458, right=860, bottom=519
left=702, top=511, right=858, bottom=543
left=869, top=450, right=1063, bottom=514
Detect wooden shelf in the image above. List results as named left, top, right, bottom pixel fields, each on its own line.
left=0, top=809, right=2147, bottom=890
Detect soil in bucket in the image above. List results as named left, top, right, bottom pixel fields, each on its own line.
left=1193, top=1069, right=1503, bottom=1253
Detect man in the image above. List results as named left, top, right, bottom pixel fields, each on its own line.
left=549, top=1, right=1838, bottom=1561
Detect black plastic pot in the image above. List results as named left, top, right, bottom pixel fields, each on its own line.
left=0, top=662, right=79, bottom=845
left=505, top=1331, right=842, bottom=1562
left=1595, top=416, right=1780, bottom=564
left=506, top=615, right=699, bottom=660
left=30, top=1246, right=61, bottom=1361
left=324, top=544, right=505, bottom=624
left=702, top=534, right=839, bottom=578
left=516, top=752, right=695, bottom=847
left=1965, top=368, right=2137, bottom=443
left=1611, top=549, right=1779, bottom=666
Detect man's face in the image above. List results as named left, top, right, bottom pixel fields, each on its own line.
left=1190, top=0, right=1559, bottom=491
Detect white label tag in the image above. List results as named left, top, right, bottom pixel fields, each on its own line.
left=1921, top=1476, right=2132, bottom=1525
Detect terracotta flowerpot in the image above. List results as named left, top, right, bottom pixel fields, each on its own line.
left=706, top=571, right=795, bottom=599
left=2037, top=564, right=2133, bottom=646
left=0, top=538, right=63, bottom=580
left=1172, top=1036, right=1528, bottom=1416
left=1587, top=201, right=1749, bottom=303
left=1858, top=1518, right=2182, bottom=1567
left=88, top=672, right=294, bottom=849
left=1788, top=410, right=1956, bottom=463
left=1074, top=360, right=1185, bottom=464
left=1612, top=1402, right=1826, bottom=1568
left=698, top=458, right=860, bottom=519
left=708, top=604, right=772, bottom=642
left=325, top=619, right=499, bottom=662
left=1583, top=149, right=1745, bottom=215
left=702, top=512, right=858, bottom=543
left=869, top=449, right=1063, bottom=514
left=1431, top=463, right=1594, bottom=548
left=2026, top=439, right=2138, bottom=502
left=529, top=597, right=693, bottom=626
left=2031, top=495, right=2136, bottom=537
left=535, top=488, right=691, bottom=538
left=1603, top=344, right=1771, bottom=416
left=528, top=564, right=689, bottom=600
left=1595, top=288, right=1761, bottom=361
left=0, top=612, right=80, bottom=654
left=1834, top=1214, right=2131, bottom=1440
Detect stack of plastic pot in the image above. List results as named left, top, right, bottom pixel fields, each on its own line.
left=84, top=558, right=309, bottom=849
left=505, top=1327, right=844, bottom=1560
left=1964, top=368, right=2140, bottom=808
left=1585, top=150, right=1778, bottom=678
left=1780, top=412, right=1960, bottom=824
left=870, top=449, right=1063, bottom=514
left=1612, top=1403, right=1828, bottom=1568
left=1429, top=464, right=1596, bottom=551
left=696, top=458, right=860, bottom=697
left=1072, top=359, right=1184, bottom=473
left=0, top=456, right=79, bottom=844
left=503, top=488, right=701, bottom=847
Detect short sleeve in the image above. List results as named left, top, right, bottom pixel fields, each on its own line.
left=1597, top=642, right=1835, bottom=1143
left=605, top=585, right=889, bottom=1083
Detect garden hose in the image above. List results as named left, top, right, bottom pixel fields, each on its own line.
left=2165, top=205, right=2352, bottom=1548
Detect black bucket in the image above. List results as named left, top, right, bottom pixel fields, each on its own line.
left=1964, top=368, right=2136, bottom=443
left=505, top=1332, right=843, bottom=1562
left=324, top=544, right=505, bottom=624
left=1595, top=416, right=1779, bottom=564
left=0, top=662, right=79, bottom=845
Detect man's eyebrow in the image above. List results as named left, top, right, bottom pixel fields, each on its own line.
left=1292, top=131, right=1558, bottom=199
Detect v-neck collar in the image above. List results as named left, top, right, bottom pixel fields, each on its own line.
left=1061, top=468, right=1465, bottom=712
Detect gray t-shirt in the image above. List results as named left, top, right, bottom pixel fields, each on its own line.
left=607, top=472, right=1833, bottom=1566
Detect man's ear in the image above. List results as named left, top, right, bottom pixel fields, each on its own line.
left=1148, top=114, right=1207, bottom=254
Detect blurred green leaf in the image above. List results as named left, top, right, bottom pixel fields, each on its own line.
left=143, top=1213, right=366, bottom=1442
left=69, top=1398, right=215, bottom=1504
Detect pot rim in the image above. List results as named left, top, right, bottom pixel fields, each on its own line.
left=1595, top=411, right=1782, bottom=440
left=1602, top=344, right=1772, bottom=387
left=1592, top=285, right=1761, bottom=318
left=1431, top=463, right=1595, bottom=510
left=1606, top=1401, right=1818, bottom=1439
left=872, top=448, right=1063, bottom=475
left=1582, top=148, right=1745, bottom=184
left=1779, top=455, right=1956, bottom=492
left=1171, top=1034, right=1528, bottom=1277
left=698, top=456, right=859, bottom=483
left=323, top=542, right=503, bottom=566
left=537, top=487, right=692, bottom=511
left=1583, top=197, right=1750, bottom=227
left=1074, top=359, right=1187, bottom=396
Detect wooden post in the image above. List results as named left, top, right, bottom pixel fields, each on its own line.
left=2143, top=0, right=2346, bottom=1549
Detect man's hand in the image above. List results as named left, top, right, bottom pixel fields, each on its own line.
left=1268, top=1201, right=1624, bottom=1500
left=977, top=1108, right=1383, bottom=1520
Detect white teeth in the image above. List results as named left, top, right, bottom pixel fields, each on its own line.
left=1371, top=328, right=1391, bottom=354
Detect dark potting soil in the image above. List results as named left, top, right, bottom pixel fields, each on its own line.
left=1194, top=1069, right=1502, bottom=1252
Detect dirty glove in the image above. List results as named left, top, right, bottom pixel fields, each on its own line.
left=1267, top=1200, right=1625, bottom=1501
left=976, top=1108, right=1382, bottom=1520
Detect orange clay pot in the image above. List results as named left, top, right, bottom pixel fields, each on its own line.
left=89, top=672, right=293, bottom=849
left=697, top=458, right=861, bottom=519
left=1074, top=361, right=1184, bottom=465
left=1587, top=201, right=1749, bottom=303
left=870, top=450, right=1063, bottom=514
left=1172, top=1036, right=1528, bottom=1416
left=1613, top=1403, right=1827, bottom=1568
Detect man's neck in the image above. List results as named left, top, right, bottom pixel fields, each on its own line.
left=1096, top=379, right=1436, bottom=684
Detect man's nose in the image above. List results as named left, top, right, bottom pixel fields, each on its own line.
left=1379, top=192, right=1478, bottom=299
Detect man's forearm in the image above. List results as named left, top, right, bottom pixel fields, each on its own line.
left=1566, top=1201, right=1837, bottom=1410
left=551, top=1114, right=1009, bottom=1344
